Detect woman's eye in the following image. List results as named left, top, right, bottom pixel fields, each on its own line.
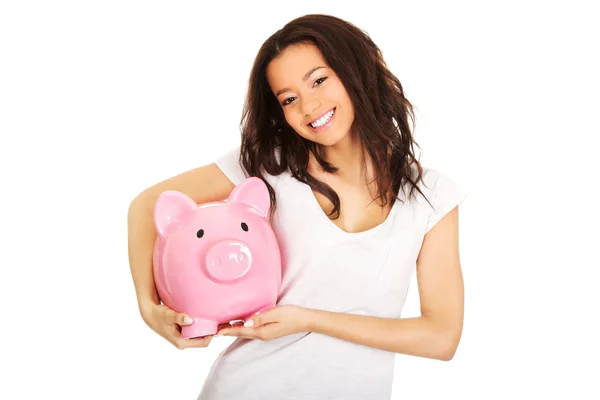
left=282, top=97, right=296, bottom=106
left=281, top=78, right=326, bottom=106
left=314, top=76, right=327, bottom=86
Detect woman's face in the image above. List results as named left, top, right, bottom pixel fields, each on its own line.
left=266, top=43, right=356, bottom=147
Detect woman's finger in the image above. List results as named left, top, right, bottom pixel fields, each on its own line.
left=219, top=322, right=281, bottom=340
left=174, top=312, right=193, bottom=326
left=179, top=335, right=213, bottom=349
left=171, top=325, right=214, bottom=349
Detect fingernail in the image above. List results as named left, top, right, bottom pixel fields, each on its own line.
left=183, top=317, right=193, bottom=325
left=214, top=334, right=223, bottom=337
left=244, top=320, right=254, bottom=327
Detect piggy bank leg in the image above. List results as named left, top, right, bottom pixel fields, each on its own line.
left=181, top=317, right=218, bottom=339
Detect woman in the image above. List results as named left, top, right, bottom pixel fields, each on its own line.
left=127, top=13, right=467, bottom=400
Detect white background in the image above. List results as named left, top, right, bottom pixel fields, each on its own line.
left=1, top=1, right=598, bottom=399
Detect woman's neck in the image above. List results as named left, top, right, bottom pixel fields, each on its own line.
left=309, top=130, right=373, bottom=185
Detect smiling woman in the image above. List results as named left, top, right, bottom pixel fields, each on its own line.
left=127, top=13, right=468, bottom=400
left=268, top=49, right=355, bottom=144
left=238, top=14, right=429, bottom=223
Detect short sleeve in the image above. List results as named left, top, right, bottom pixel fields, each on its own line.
left=422, top=168, right=468, bottom=233
left=214, top=146, right=248, bottom=186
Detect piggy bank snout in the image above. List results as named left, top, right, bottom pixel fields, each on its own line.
left=204, top=240, right=252, bottom=282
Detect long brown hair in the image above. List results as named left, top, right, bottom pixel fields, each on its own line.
left=239, top=14, right=428, bottom=218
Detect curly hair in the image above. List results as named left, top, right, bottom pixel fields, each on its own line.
left=238, top=14, right=428, bottom=218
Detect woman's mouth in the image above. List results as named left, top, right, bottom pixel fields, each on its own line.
left=308, top=108, right=336, bottom=132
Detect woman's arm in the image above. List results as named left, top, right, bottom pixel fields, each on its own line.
left=307, top=206, right=464, bottom=361
left=127, top=162, right=236, bottom=317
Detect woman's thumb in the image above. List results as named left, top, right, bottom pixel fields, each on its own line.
left=180, top=314, right=194, bottom=325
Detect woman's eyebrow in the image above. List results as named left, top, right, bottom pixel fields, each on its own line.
left=275, top=66, right=327, bottom=96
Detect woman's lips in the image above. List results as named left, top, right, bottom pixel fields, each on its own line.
left=308, top=107, right=336, bottom=133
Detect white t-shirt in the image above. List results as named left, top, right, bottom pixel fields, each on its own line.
left=197, top=146, right=467, bottom=400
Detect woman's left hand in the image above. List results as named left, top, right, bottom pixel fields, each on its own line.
left=216, top=305, right=312, bottom=341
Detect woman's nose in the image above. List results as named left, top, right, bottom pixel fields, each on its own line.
left=301, top=96, right=322, bottom=117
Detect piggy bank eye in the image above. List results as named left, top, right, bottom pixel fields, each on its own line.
left=241, top=222, right=248, bottom=232
left=196, top=229, right=204, bottom=238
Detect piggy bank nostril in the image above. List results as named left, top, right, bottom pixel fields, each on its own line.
left=227, top=252, right=247, bottom=264
left=212, top=257, right=221, bottom=268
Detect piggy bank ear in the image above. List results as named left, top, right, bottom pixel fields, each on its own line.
left=228, top=177, right=270, bottom=218
left=154, top=190, right=198, bottom=238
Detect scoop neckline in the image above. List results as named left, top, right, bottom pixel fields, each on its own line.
left=300, top=181, right=399, bottom=238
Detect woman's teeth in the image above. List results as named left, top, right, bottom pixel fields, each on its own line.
left=310, top=109, right=335, bottom=128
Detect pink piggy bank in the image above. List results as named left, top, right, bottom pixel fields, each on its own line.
left=152, top=177, right=282, bottom=339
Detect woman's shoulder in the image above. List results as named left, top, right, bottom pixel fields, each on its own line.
left=405, top=163, right=468, bottom=232
left=404, top=163, right=465, bottom=197
left=418, top=165, right=457, bottom=193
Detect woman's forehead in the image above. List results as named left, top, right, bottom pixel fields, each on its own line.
left=267, top=44, right=328, bottom=84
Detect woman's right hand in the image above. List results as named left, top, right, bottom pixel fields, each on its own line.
left=141, top=302, right=220, bottom=350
